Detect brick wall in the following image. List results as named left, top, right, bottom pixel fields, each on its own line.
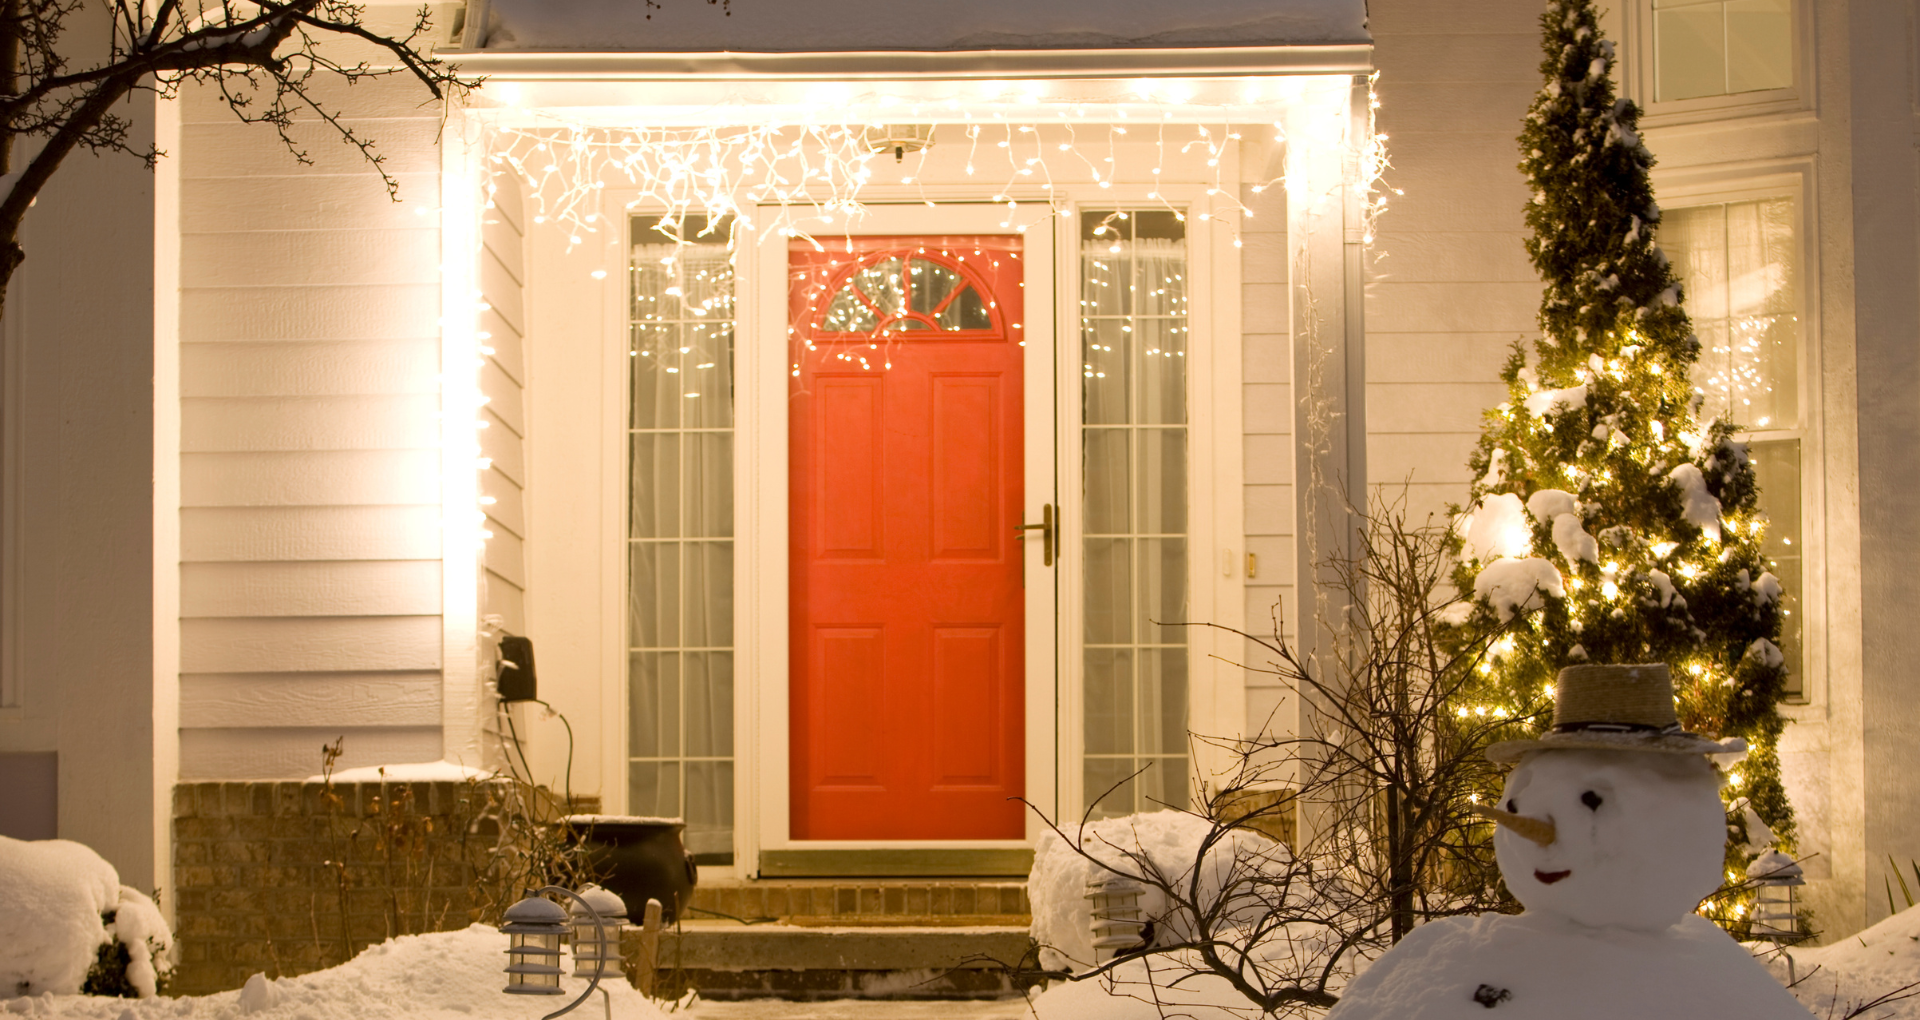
left=170, top=780, right=502, bottom=995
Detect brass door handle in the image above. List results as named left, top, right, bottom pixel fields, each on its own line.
left=1016, top=503, right=1055, bottom=567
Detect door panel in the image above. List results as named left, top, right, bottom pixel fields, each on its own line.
left=789, top=236, right=1026, bottom=840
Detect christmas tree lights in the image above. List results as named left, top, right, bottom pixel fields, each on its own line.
left=1443, top=0, right=1796, bottom=932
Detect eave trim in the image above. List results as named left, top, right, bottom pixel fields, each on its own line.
left=440, top=44, right=1374, bottom=81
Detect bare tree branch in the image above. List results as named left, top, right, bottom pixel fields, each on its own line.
left=0, top=0, right=478, bottom=318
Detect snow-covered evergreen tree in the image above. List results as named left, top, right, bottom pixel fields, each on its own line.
left=1443, top=0, right=1795, bottom=924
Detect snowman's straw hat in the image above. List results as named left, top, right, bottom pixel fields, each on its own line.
left=1486, top=662, right=1746, bottom=763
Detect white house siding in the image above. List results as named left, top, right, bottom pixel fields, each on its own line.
left=1367, top=0, right=1542, bottom=531
left=175, top=76, right=447, bottom=780
left=1239, top=135, right=1295, bottom=736
left=480, top=179, right=530, bottom=634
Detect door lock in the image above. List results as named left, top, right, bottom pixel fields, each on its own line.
left=1016, top=503, right=1055, bottom=567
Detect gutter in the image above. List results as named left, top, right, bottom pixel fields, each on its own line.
left=437, top=44, right=1374, bottom=82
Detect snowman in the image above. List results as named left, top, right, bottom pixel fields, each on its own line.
left=1326, top=663, right=1810, bottom=1020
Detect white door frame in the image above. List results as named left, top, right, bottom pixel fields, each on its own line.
left=741, top=203, right=1061, bottom=861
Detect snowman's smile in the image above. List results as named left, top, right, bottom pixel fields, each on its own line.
left=1534, top=869, right=1572, bottom=885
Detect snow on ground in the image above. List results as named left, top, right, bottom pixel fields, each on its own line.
left=5, top=926, right=668, bottom=1020
left=304, top=760, right=495, bottom=783
left=0, top=837, right=173, bottom=997
left=1029, top=954, right=1253, bottom=1020
left=1764, top=904, right=1920, bottom=1019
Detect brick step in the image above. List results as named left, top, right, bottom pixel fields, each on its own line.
left=687, top=879, right=1030, bottom=927
left=637, top=922, right=1040, bottom=1001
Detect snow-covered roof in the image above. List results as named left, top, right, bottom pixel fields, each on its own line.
left=473, top=0, right=1369, bottom=53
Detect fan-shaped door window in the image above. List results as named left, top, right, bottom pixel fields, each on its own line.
left=818, top=253, right=996, bottom=335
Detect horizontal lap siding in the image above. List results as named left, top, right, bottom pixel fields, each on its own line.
left=480, top=181, right=530, bottom=635
left=1239, top=156, right=1294, bottom=734
left=1370, top=0, right=1545, bottom=529
left=177, top=80, right=445, bottom=780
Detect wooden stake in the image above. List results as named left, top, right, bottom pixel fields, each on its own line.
left=636, top=897, right=663, bottom=997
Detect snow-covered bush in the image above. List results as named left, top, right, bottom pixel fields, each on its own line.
left=1030, top=810, right=1282, bottom=973
left=0, top=836, right=173, bottom=997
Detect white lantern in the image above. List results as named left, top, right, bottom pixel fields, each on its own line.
left=568, top=885, right=629, bottom=979
left=1746, top=848, right=1805, bottom=941
left=501, top=895, right=569, bottom=995
left=1086, top=874, right=1148, bottom=963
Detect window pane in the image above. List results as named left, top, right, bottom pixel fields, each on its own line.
left=1141, top=649, right=1190, bottom=756
left=1136, top=318, right=1187, bottom=426
left=684, top=324, right=735, bottom=429
left=1084, top=430, right=1131, bottom=535
left=1136, top=429, right=1188, bottom=535
left=684, top=653, right=734, bottom=758
left=1656, top=5, right=1728, bottom=101
left=1138, top=537, right=1189, bottom=642
left=628, top=652, right=681, bottom=758
left=1084, top=757, right=1138, bottom=821
left=630, top=327, right=680, bottom=430
left=1084, top=649, right=1135, bottom=755
left=1139, top=756, right=1191, bottom=813
left=683, top=542, right=734, bottom=648
left=1668, top=197, right=1800, bottom=431
left=629, top=542, right=680, bottom=649
left=684, top=761, right=735, bottom=863
left=630, top=434, right=681, bottom=538
left=1725, top=198, right=1799, bottom=429
left=1082, top=252, right=1131, bottom=317
left=1725, top=0, right=1792, bottom=94
left=1750, top=439, right=1802, bottom=696
left=1085, top=537, right=1133, bottom=645
left=628, top=761, right=682, bottom=819
left=686, top=433, right=733, bottom=538
left=1083, top=319, right=1130, bottom=424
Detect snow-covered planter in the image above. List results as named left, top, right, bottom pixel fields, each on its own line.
left=0, top=836, right=173, bottom=998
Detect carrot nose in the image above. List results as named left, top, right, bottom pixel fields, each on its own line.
left=1475, top=805, right=1557, bottom=847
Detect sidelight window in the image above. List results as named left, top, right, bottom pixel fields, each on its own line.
left=1080, top=210, right=1191, bottom=818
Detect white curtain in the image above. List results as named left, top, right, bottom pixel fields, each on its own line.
left=628, top=240, right=736, bottom=861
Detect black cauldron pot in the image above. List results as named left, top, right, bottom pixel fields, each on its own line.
left=565, top=817, right=698, bottom=924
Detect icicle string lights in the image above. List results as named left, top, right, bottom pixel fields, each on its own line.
left=476, top=76, right=1389, bottom=258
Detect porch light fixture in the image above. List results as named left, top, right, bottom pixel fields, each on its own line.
left=1085, top=873, right=1148, bottom=964
left=862, top=123, right=934, bottom=163
left=501, top=886, right=616, bottom=1020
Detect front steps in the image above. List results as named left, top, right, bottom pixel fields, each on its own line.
left=688, top=877, right=1031, bottom=927
left=647, top=879, right=1040, bottom=1001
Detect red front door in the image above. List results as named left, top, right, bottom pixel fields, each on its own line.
left=789, top=236, right=1026, bottom=840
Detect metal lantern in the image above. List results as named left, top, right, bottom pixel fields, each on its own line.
left=1086, top=874, right=1148, bottom=964
left=501, top=895, right=569, bottom=995
left=1746, top=848, right=1805, bottom=941
left=568, top=885, right=629, bottom=979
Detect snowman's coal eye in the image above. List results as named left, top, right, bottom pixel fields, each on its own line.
left=1581, top=790, right=1603, bottom=811
left=1505, top=799, right=1517, bottom=813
